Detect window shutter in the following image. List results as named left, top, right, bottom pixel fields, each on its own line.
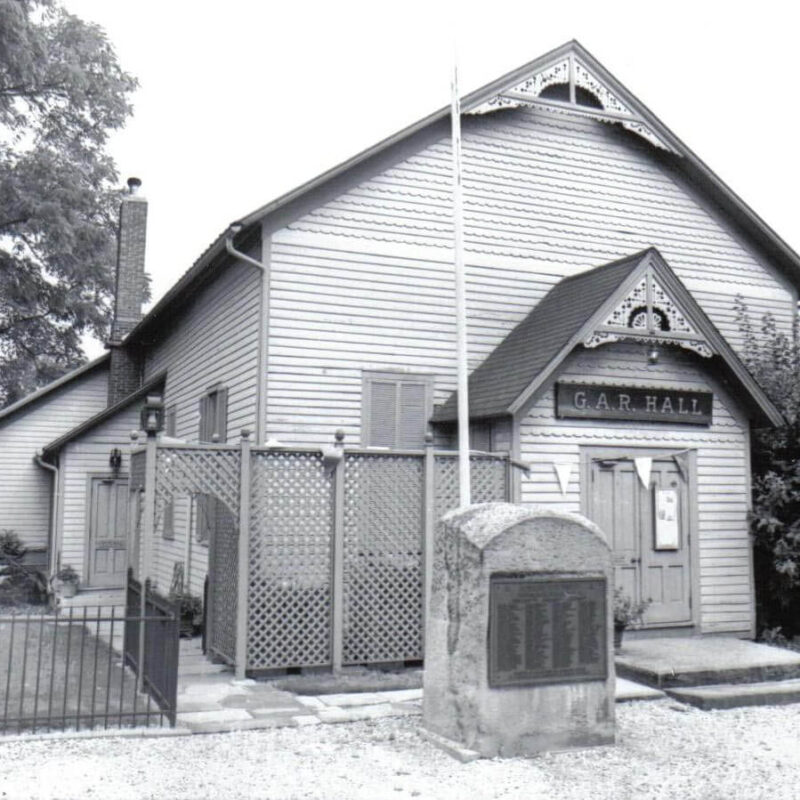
left=199, top=395, right=210, bottom=442
left=165, top=406, right=177, bottom=437
left=216, top=387, right=228, bottom=443
left=369, top=381, right=397, bottom=447
left=397, top=381, right=426, bottom=449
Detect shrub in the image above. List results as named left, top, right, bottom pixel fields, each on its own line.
left=736, top=299, right=800, bottom=637
left=0, top=530, right=47, bottom=606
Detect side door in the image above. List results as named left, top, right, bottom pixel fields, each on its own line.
left=88, top=478, right=129, bottom=588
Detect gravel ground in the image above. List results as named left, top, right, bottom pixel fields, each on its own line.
left=1, top=699, right=799, bottom=800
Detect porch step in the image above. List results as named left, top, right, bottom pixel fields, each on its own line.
left=615, top=637, right=800, bottom=689
left=667, top=678, right=800, bottom=710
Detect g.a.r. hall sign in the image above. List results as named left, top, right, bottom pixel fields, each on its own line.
left=555, top=382, right=713, bottom=425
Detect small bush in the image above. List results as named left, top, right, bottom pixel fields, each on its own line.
left=736, top=300, right=800, bottom=636
left=0, top=530, right=47, bottom=607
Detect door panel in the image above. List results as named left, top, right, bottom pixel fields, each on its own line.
left=641, top=461, right=691, bottom=624
left=588, top=455, right=692, bottom=627
left=89, top=478, right=129, bottom=587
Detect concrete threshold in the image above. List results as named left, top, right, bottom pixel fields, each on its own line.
left=615, top=637, right=800, bottom=689
left=666, top=678, right=800, bottom=711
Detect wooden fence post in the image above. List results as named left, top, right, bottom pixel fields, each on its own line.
left=422, top=433, right=436, bottom=640
left=139, top=422, right=158, bottom=692
left=331, top=429, right=346, bottom=673
left=235, top=430, right=252, bottom=680
left=128, top=431, right=139, bottom=577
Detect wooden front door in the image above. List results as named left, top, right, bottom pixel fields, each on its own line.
left=88, top=478, right=129, bottom=588
left=588, top=455, right=692, bottom=627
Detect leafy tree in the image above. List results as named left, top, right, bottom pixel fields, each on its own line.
left=0, top=0, right=137, bottom=407
left=735, top=297, right=800, bottom=636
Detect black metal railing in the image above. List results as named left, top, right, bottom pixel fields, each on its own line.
left=1, top=595, right=178, bottom=735
left=124, top=570, right=179, bottom=725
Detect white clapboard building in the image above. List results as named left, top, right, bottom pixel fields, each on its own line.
left=0, top=41, right=794, bottom=643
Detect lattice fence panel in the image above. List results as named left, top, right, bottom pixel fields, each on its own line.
left=247, top=451, right=334, bottom=670
left=342, top=453, right=424, bottom=665
left=471, top=455, right=510, bottom=504
left=207, top=501, right=238, bottom=664
left=434, top=454, right=510, bottom=521
left=154, top=447, right=240, bottom=526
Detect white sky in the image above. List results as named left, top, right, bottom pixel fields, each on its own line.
left=65, top=0, right=800, bottom=356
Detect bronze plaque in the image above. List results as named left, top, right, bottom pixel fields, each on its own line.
left=488, top=574, right=607, bottom=688
left=556, top=382, right=713, bottom=426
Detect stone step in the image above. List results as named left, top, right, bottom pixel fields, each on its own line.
left=615, top=637, right=800, bottom=689
left=667, top=678, right=800, bottom=710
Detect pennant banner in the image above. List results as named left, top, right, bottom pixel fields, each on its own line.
left=554, top=463, right=572, bottom=496
left=634, top=457, right=652, bottom=489
left=672, top=451, right=689, bottom=483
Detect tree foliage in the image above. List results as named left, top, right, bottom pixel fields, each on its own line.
left=0, top=0, right=137, bottom=407
left=735, top=297, right=800, bottom=636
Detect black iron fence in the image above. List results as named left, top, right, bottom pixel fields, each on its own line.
left=0, top=596, right=178, bottom=735
left=124, top=570, right=179, bottom=725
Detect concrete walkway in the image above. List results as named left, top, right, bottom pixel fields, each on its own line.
left=176, top=639, right=663, bottom=734
left=174, top=635, right=800, bottom=734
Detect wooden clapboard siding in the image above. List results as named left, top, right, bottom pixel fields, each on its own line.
left=267, top=106, right=793, bottom=447
left=149, top=495, right=208, bottom=600
left=0, top=367, right=108, bottom=550
left=140, top=263, right=256, bottom=595
left=144, top=259, right=261, bottom=443
left=518, top=341, right=753, bottom=635
left=59, top=402, right=142, bottom=583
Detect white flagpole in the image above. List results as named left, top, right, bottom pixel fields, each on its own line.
left=451, top=59, right=471, bottom=507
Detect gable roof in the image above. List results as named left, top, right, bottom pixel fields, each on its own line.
left=0, top=354, right=110, bottom=426
left=125, top=39, right=800, bottom=347
left=41, top=372, right=165, bottom=459
left=432, top=248, right=784, bottom=427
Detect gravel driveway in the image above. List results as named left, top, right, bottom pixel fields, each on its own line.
left=1, top=699, right=798, bottom=799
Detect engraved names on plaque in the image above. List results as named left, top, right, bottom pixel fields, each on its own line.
left=488, top=574, right=607, bottom=688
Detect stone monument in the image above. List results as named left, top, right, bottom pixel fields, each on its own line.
left=423, top=503, right=615, bottom=757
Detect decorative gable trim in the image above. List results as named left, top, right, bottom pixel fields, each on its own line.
left=467, top=49, right=676, bottom=153
left=505, top=248, right=782, bottom=427
left=583, top=265, right=714, bottom=359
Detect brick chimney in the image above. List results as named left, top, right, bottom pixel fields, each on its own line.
left=107, top=177, right=147, bottom=406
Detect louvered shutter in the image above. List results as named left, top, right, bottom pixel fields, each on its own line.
left=398, top=381, right=426, bottom=449
left=369, top=381, right=397, bottom=447
left=199, top=394, right=211, bottom=442
left=215, top=387, right=228, bottom=442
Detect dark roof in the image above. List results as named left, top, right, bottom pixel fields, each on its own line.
left=0, top=355, right=110, bottom=426
left=42, top=372, right=165, bottom=458
left=433, top=248, right=783, bottom=427
left=433, top=252, right=644, bottom=421
left=124, top=40, right=800, bottom=348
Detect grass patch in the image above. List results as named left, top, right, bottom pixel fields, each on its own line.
left=0, top=614, right=161, bottom=734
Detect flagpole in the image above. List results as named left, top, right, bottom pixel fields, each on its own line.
left=451, top=60, right=471, bottom=507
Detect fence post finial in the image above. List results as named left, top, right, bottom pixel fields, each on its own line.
left=334, top=429, right=345, bottom=447
left=241, top=428, right=251, bottom=442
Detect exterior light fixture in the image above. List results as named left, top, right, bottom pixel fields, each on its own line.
left=109, top=448, right=123, bottom=472
left=140, top=395, right=165, bottom=433
left=647, top=346, right=659, bottom=365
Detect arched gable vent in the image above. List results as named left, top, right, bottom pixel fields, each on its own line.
left=583, top=269, right=713, bottom=358
left=467, top=50, right=675, bottom=153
